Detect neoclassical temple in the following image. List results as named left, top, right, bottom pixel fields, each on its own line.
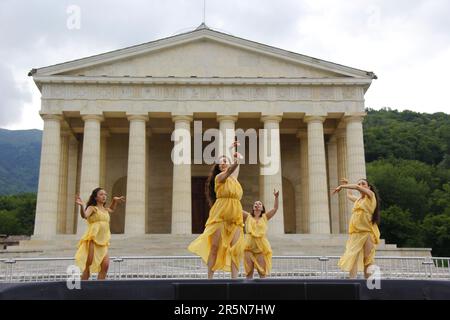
left=30, top=25, right=376, bottom=240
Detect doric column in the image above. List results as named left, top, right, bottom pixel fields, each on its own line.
left=217, top=115, right=237, bottom=160
left=336, top=129, right=351, bottom=233
left=171, top=115, right=193, bottom=234
left=57, top=130, right=70, bottom=234
left=124, top=115, right=148, bottom=235
left=260, top=115, right=284, bottom=236
left=100, top=129, right=110, bottom=188
left=327, top=136, right=340, bottom=234
left=345, top=113, right=367, bottom=183
left=304, top=115, right=330, bottom=234
left=65, top=133, right=79, bottom=234
left=33, top=114, right=62, bottom=238
left=296, top=131, right=309, bottom=233
left=77, top=114, right=103, bottom=235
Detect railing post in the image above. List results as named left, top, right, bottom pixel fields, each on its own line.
left=5, top=259, right=16, bottom=282
left=422, top=259, right=434, bottom=278
left=112, top=257, right=123, bottom=280
left=319, top=257, right=329, bottom=279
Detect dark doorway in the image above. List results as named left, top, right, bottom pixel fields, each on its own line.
left=192, top=176, right=210, bottom=233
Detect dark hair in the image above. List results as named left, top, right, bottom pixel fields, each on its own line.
left=86, top=187, right=104, bottom=209
left=251, top=202, right=266, bottom=217
left=360, top=179, right=381, bottom=225
left=205, top=156, right=228, bottom=208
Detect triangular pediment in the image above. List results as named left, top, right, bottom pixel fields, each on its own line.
left=31, top=27, right=376, bottom=80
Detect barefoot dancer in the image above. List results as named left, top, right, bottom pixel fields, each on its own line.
left=74, top=188, right=125, bottom=280
left=333, top=178, right=381, bottom=279
left=188, top=141, right=245, bottom=279
left=242, top=189, right=279, bottom=279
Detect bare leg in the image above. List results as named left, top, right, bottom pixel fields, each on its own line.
left=256, top=254, right=266, bottom=279
left=98, top=254, right=110, bottom=280
left=207, top=228, right=221, bottom=279
left=363, top=236, right=375, bottom=279
left=81, top=241, right=94, bottom=280
left=245, top=251, right=254, bottom=279
left=230, top=228, right=242, bottom=279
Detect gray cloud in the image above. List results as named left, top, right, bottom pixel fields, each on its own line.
left=0, top=63, right=32, bottom=127
left=0, top=0, right=449, bottom=128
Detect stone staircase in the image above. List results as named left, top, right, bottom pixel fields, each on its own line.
left=1, top=234, right=432, bottom=258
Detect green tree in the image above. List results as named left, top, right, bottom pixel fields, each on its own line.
left=380, top=205, right=424, bottom=247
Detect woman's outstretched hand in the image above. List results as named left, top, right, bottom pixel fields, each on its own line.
left=332, top=186, right=342, bottom=195
left=233, top=151, right=243, bottom=160
left=113, top=196, right=126, bottom=203
left=273, top=189, right=279, bottom=198
left=75, top=194, right=84, bottom=206
left=231, top=140, right=240, bottom=148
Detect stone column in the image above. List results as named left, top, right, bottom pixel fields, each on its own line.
left=217, top=115, right=237, bottom=160
left=345, top=113, right=367, bottom=183
left=260, top=115, right=284, bottom=236
left=327, top=136, right=340, bottom=234
left=65, top=134, right=79, bottom=234
left=296, top=131, right=309, bottom=233
left=124, top=115, right=149, bottom=235
left=100, top=129, right=110, bottom=188
left=33, top=114, right=62, bottom=239
left=171, top=115, right=193, bottom=234
left=336, top=129, right=351, bottom=233
left=304, top=115, right=330, bottom=234
left=57, top=130, right=70, bottom=234
left=77, top=114, right=103, bottom=235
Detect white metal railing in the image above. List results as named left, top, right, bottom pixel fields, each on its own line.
left=0, top=256, right=449, bottom=283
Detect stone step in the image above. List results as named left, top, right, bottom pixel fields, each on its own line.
left=2, top=236, right=431, bottom=259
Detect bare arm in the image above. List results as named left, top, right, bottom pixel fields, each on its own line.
left=242, top=210, right=250, bottom=222
left=106, top=196, right=126, bottom=213
left=333, top=184, right=374, bottom=198
left=75, top=194, right=90, bottom=219
left=265, top=190, right=280, bottom=220
left=216, top=156, right=240, bottom=184
left=230, top=141, right=241, bottom=179
left=339, top=178, right=358, bottom=202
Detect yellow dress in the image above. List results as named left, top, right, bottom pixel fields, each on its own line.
left=75, top=206, right=111, bottom=273
left=338, top=195, right=380, bottom=272
left=244, top=214, right=272, bottom=276
left=188, top=175, right=245, bottom=272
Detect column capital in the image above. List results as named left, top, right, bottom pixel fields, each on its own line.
left=61, top=129, right=76, bottom=139
left=101, top=129, right=111, bottom=138
left=327, top=136, right=338, bottom=144
left=217, top=115, right=238, bottom=122
left=335, top=128, right=346, bottom=138
left=261, top=115, right=282, bottom=123
left=304, top=115, right=326, bottom=123
left=172, top=115, right=193, bottom=123
left=40, top=113, right=63, bottom=121
left=127, top=114, right=149, bottom=122
left=81, top=114, right=104, bottom=122
left=296, top=130, right=308, bottom=139
left=343, top=112, right=367, bottom=123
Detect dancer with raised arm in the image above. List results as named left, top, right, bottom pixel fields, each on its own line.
left=242, top=189, right=279, bottom=279
left=188, top=141, right=245, bottom=279
left=333, top=178, right=381, bottom=279
left=74, top=188, right=125, bottom=280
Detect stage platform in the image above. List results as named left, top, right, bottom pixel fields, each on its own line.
left=1, top=279, right=449, bottom=300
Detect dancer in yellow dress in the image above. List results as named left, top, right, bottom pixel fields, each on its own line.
left=74, top=188, right=125, bottom=280
left=242, top=189, right=279, bottom=279
left=333, top=178, right=381, bottom=279
left=188, top=141, right=245, bottom=279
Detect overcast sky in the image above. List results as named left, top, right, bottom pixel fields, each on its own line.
left=1, top=0, right=449, bottom=130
